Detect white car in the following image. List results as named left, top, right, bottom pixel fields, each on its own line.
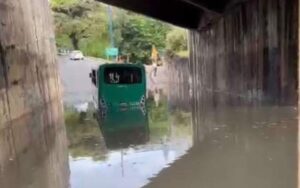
left=70, top=50, right=84, bottom=60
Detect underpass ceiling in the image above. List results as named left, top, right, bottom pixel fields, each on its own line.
left=96, top=0, right=239, bottom=29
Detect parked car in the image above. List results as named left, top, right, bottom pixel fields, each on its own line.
left=70, top=50, right=84, bottom=60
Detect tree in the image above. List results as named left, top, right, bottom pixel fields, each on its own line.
left=51, top=0, right=80, bottom=8
left=166, top=27, right=188, bottom=53
left=52, top=0, right=108, bottom=57
left=114, top=12, right=170, bottom=63
left=51, top=0, right=172, bottom=61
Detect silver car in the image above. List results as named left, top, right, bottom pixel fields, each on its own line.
left=70, top=50, right=84, bottom=60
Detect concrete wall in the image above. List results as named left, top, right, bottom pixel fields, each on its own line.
left=0, top=0, right=64, bottom=178
left=167, top=57, right=191, bottom=111
left=189, top=0, right=298, bottom=107
left=0, top=0, right=61, bottom=126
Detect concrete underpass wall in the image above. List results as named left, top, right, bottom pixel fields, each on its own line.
left=189, top=0, right=298, bottom=107
left=0, top=0, right=61, bottom=125
left=167, top=57, right=191, bottom=111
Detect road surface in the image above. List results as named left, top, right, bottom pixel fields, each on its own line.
left=58, top=56, right=104, bottom=106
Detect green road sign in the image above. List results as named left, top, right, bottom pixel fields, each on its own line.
left=106, top=48, right=119, bottom=57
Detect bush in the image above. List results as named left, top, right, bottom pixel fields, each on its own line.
left=166, top=28, right=188, bottom=52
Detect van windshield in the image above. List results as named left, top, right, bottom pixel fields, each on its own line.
left=104, top=67, right=142, bottom=84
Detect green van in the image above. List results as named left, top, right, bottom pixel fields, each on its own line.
left=90, top=63, right=146, bottom=110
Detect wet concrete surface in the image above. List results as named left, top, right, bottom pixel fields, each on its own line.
left=0, top=56, right=298, bottom=188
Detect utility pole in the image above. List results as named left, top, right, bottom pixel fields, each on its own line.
left=107, top=5, right=114, bottom=48
left=106, top=5, right=118, bottom=61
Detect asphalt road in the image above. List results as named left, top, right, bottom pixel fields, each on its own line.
left=58, top=56, right=104, bottom=106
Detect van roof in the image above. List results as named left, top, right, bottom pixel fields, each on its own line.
left=100, top=63, right=144, bottom=69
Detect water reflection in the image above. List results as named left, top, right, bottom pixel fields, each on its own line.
left=65, top=106, right=107, bottom=161
left=100, top=108, right=149, bottom=149
left=66, top=95, right=193, bottom=188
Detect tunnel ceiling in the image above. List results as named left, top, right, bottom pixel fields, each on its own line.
left=96, top=0, right=240, bottom=29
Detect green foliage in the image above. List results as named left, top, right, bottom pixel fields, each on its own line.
left=52, top=0, right=108, bottom=58
left=115, top=12, right=170, bottom=63
left=166, top=27, right=188, bottom=53
left=51, top=0, right=79, bottom=8
left=80, top=36, right=109, bottom=58
left=55, top=34, right=73, bottom=49
left=51, top=0, right=185, bottom=62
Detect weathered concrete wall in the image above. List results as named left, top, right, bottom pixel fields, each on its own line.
left=167, top=57, right=191, bottom=111
left=0, top=1, right=61, bottom=125
left=189, top=0, right=298, bottom=107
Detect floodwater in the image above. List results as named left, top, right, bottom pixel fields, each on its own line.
left=66, top=95, right=193, bottom=188
left=0, top=59, right=298, bottom=188
left=0, top=101, right=297, bottom=188
left=146, top=106, right=298, bottom=188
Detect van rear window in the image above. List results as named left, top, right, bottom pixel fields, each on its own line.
left=104, top=67, right=142, bottom=84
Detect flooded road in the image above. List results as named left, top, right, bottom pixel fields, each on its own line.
left=0, top=58, right=297, bottom=188
left=66, top=98, right=192, bottom=188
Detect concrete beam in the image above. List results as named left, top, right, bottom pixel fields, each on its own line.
left=98, top=0, right=202, bottom=29
left=97, top=0, right=244, bottom=28
left=180, top=0, right=228, bottom=13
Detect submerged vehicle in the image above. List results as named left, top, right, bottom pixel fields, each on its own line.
left=99, top=108, right=149, bottom=149
left=90, top=63, right=146, bottom=110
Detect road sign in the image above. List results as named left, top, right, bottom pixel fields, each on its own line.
left=106, top=48, right=119, bottom=57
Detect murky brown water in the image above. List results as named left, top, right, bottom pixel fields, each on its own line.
left=0, top=98, right=297, bottom=188
left=146, top=106, right=298, bottom=188
left=66, top=94, right=193, bottom=188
